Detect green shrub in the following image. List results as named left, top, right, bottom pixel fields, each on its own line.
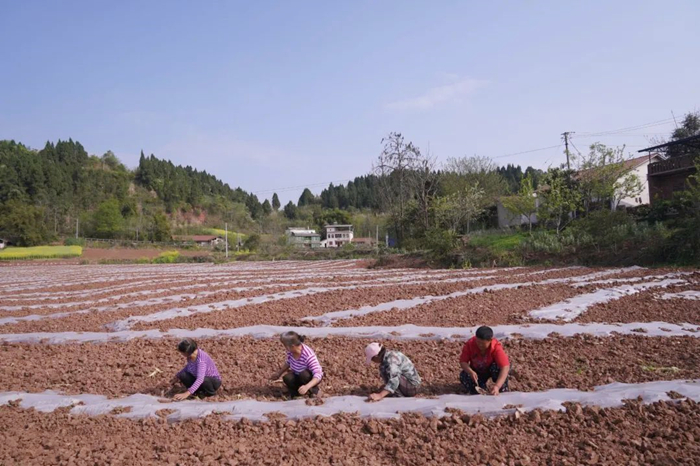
left=243, top=234, right=261, bottom=252
left=64, top=237, right=86, bottom=246
left=522, top=230, right=565, bottom=254
left=423, top=228, right=458, bottom=261
left=153, top=250, right=180, bottom=263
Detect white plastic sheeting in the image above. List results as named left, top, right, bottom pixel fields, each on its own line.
left=1, top=379, right=698, bottom=422
left=1, top=321, right=698, bottom=345
left=304, top=267, right=652, bottom=325
left=529, top=279, right=687, bottom=321
left=660, top=291, right=700, bottom=301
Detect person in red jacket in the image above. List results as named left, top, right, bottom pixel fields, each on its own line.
left=459, top=326, right=510, bottom=396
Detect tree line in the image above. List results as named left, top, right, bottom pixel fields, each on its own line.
left=1, top=112, right=696, bottom=250
left=0, top=140, right=273, bottom=245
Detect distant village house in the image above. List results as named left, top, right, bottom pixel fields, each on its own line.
left=173, top=235, right=223, bottom=247
left=286, top=228, right=321, bottom=248
left=322, top=224, right=354, bottom=248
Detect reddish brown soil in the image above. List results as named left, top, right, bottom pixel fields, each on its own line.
left=131, top=268, right=600, bottom=331
left=575, top=282, right=700, bottom=325
left=0, top=272, right=434, bottom=314
left=0, top=284, right=340, bottom=333
left=1, top=335, right=698, bottom=400
left=333, top=284, right=583, bottom=327
left=0, top=269, right=531, bottom=316
left=1, top=399, right=698, bottom=465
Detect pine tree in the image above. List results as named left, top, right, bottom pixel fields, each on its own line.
left=262, top=199, right=272, bottom=216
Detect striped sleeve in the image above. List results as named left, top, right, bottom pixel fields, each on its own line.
left=188, top=356, right=207, bottom=394
left=304, top=347, right=323, bottom=380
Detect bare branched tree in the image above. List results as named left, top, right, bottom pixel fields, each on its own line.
left=373, top=132, right=432, bottom=244
left=411, top=148, right=438, bottom=232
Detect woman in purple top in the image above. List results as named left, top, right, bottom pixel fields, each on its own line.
left=270, top=331, right=323, bottom=398
left=171, top=338, right=222, bottom=401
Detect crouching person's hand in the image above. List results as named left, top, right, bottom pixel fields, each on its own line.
left=173, top=392, right=191, bottom=401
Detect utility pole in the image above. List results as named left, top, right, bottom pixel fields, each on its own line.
left=75, top=218, right=79, bottom=239
left=561, top=132, right=574, bottom=170
left=225, top=222, right=229, bottom=259
left=375, top=225, right=379, bottom=251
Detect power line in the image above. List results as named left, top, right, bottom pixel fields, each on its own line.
left=575, top=133, right=667, bottom=138
left=577, top=118, right=676, bottom=137
left=252, top=114, right=685, bottom=196
left=493, top=144, right=562, bottom=159
left=569, top=140, right=582, bottom=157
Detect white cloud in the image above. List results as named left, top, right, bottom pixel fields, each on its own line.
left=385, top=77, right=487, bottom=111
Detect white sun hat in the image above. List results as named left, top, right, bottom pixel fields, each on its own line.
left=365, top=342, right=382, bottom=365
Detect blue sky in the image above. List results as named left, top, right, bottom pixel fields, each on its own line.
left=1, top=1, right=698, bottom=204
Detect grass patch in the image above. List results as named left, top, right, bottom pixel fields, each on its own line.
left=468, top=232, right=527, bottom=253
left=0, top=245, right=83, bottom=261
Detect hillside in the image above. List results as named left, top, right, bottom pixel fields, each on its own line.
left=0, top=139, right=264, bottom=245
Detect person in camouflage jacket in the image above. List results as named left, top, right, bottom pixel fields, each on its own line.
left=365, top=342, right=421, bottom=401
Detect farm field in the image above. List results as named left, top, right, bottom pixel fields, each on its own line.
left=1, top=260, right=699, bottom=465
left=0, top=245, right=82, bottom=261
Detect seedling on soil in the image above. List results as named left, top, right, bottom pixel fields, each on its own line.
left=640, top=364, right=680, bottom=373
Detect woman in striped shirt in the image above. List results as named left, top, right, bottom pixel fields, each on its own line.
left=270, top=331, right=323, bottom=398
left=171, top=338, right=222, bottom=401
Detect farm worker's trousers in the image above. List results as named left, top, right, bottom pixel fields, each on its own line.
left=460, top=362, right=510, bottom=395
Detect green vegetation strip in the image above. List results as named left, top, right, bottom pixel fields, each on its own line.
left=0, top=246, right=83, bottom=261
left=468, top=232, right=527, bottom=253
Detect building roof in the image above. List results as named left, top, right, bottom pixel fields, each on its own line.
left=639, top=134, right=700, bottom=153
left=286, top=228, right=317, bottom=234
left=574, top=154, right=661, bottom=180
left=291, top=232, right=321, bottom=238
left=325, top=224, right=353, bottom=228
left=622, top=153, right=662, bottom=170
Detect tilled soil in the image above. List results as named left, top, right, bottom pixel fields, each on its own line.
left=129, top=268, right=617, bottom=331
left=0, top=284, right=326, bottom=333
left=0, top=269, right=475, bottom=313
left=2, top=335, right=698, bottom=400
left=1, top=398, right=698, bottom=465
left=0, top=269, right=547, bottom=332
left=575, top=282, right=700, bottom=325
left=332, top=284, right=583, bottom=327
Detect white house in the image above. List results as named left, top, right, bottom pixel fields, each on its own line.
left=498, top=154, right=661, bottom=228
left=496, top=196, right=540, bottom=229
left=324, top=224, right=354, bottom=247
left=616, top=154, right=662, bottom=208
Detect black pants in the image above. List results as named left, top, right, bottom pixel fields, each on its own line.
left=460, top=363, right=509, bottom=395
left=177, top=372, right=221, bottom=398
left=283, top=370, right=320, bottom=397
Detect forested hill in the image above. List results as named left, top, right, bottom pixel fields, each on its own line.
left=0, top=139, right=263, bottom=244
